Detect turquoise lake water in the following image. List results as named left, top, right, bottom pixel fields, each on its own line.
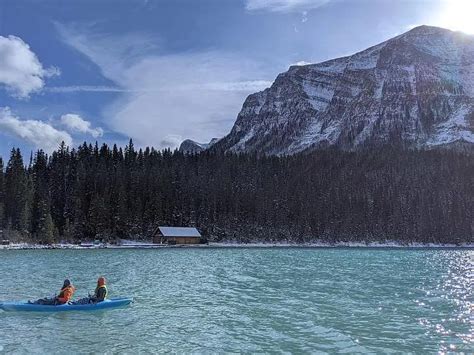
left=0, top=248, right=472, bottom=353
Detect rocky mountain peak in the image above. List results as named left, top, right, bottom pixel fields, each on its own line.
left=214, top=26, right=474, bottom=155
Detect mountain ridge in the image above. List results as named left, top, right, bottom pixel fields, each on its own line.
left=214, top=25, right=474, bottom=155
left=179, top=138, right=219, bottom=154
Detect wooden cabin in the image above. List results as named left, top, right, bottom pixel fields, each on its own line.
left=153, top=226, right=202, bottom=245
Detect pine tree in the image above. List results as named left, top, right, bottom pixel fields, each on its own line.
left=31, top=150, right=55, bottom=243
left=0, top=157, right=5, bottom=228
left=4, top=148, right=28, bottom=232
left=49, top=142, right=70, bottom=235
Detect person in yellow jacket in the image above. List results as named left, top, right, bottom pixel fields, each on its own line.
left=71, top=276, right=108, bottom=305
left=90, top=277, right=108, bottom=303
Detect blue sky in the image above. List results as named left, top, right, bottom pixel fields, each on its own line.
left=0, top=0, right=466, bottom=159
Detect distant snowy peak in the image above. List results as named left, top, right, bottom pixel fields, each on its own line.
left=215, top=26, right=474, bottom=155
left=179, top=138, right=219, bottom=154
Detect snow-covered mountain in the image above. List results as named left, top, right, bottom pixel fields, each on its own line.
left=179, top=138, right=219, bottom=154
left=215, top=26, right=474, bottom=155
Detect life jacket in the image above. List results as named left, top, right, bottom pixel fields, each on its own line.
left=58, top=285, right=75, bottom=304
left=95, top=284, right=108, bottom=299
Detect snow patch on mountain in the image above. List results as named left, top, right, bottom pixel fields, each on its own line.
left=427, top=106, right=474, bottom=145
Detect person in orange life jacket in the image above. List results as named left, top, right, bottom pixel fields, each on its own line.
left=57, top=279, right=76, bottom=304
left=29, top=279, right=76, bottom=305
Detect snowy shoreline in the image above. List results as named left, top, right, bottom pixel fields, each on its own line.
left=0, top=241, right=473, bottom=250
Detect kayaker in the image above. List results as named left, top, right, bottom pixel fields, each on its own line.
left=29, top=279, right=75, bottom=305
left=72, top=276, right=108, bottom=305
left=90, top=277, right=108, bottom=303
left=57, top=279, right=76, bottom=304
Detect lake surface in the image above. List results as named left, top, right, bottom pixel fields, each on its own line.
left=0, top=248, right=472, bottom=353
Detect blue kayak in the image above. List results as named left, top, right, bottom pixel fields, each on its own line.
left=0, top=298, right=133, bottom=312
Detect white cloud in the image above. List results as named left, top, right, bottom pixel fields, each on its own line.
left=0, top=35, right=59, bottom=99
left=0, top=107, right=73, bottom=152
left=47, top=81, right=272, bottom=93
left=302, top=10, right=308, bottom=22
left=204, top=80, right=273, bottom=91
left=53, top=22, right=159, bottom=84
left=46, top=85, right=129, bottom=93
left=56, top=23, right=274, bottom=149
left=160, top=134, right=183, bottom=148
left=245, top=0, right=330, bottom=12
left=291, top=60, right=312, bottom=66
left=60, top=113, right=104, bottom=138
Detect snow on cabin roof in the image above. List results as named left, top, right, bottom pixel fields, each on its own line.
left=158, top=227, right=201, bottom=238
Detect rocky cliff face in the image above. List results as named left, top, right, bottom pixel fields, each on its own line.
left=215, top=26, right=474, bottom=155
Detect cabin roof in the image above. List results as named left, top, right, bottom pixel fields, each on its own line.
left=158, top=227, right=201, bottom=238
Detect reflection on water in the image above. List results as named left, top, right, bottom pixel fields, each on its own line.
left=0, top=248, right=473, bottom=353
left=420, top=251, right=473, bottom=353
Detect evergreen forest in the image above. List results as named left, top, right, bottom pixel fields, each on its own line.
left=0, top=141, right=472, bottom=244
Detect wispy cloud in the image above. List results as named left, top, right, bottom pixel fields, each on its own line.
left=46, top=81, right=272, bottom=93
left=55, top=23, right=274, bottom=149
left=0, top=35, right=59, bottom=99
left=46, top=85, right=129, bottom=93
left=245, top=0, right=330, bottom=12
left=0, top=107, right=72, bottom=152
left=60, top=113, right=103, bottom=138
left=204, top=80, right=273, bottom=91
left=53, top=21, right=159, bottom=83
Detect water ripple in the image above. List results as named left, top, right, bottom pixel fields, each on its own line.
left=0, top=248, right=472, bottom=353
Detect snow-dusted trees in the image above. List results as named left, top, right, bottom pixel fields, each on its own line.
left=0, top=143, right=472, bottom=244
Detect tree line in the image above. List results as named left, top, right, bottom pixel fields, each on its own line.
left=0, top=141, right=472, bottom=244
